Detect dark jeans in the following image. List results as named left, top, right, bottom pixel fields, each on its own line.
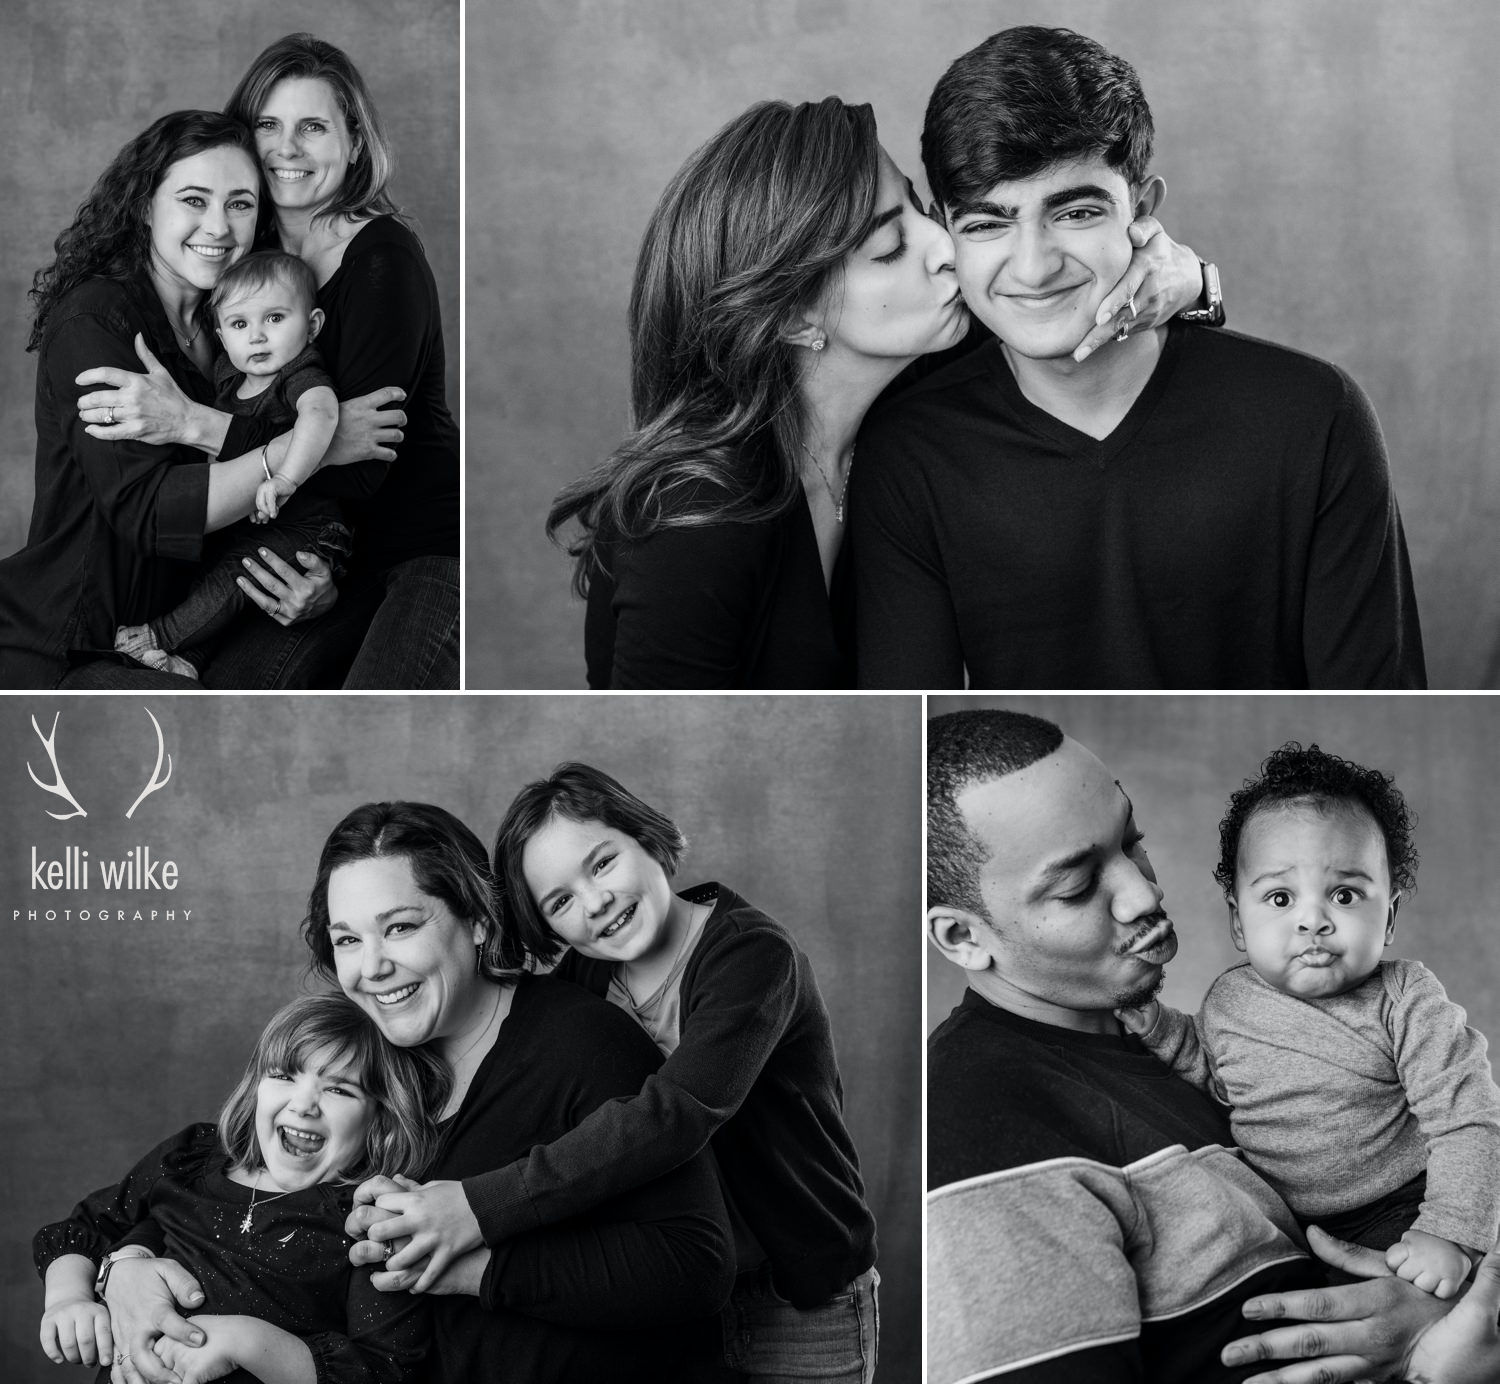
left=152, top=499, right=352, bottom=653
left=57, top=657, right=202, bottom=689
left=201, top=554, right=459, bottom=690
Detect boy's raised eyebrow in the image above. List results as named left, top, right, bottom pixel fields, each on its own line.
left=1246, top=865, right=1379, bottom=888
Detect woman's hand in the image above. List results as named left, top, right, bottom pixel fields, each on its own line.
left=236, top=549, right=337, bottom=626
left=1221, top=1225, right=1454, bottom=1382
left=101, top=1256, right=207, bottom=1384
left=151, top=1315, right=247, bottom=1384
left=77, top=334, right=212, bottom=447
left=1073, top=216, right=1205, bottom=363
left=362, top=1179, right=485, bottom=1292
left=321, top=388, right=407, bottom=468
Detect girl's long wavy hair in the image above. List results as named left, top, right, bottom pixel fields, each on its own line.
left=224, top=33, right=402, bottom=231
left=26, top=110, right=260, bottom=352
left=547, top=97, right=883, bottom=596
left=217, top=994, right=452, bottom=1182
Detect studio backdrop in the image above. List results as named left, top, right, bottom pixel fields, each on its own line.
left=472, top=0, right=1499, bottom=688
left=0, top=0, right=459, bottom=560
left=926, top=694, right=1500, bottom=1059
left=0, top=694, right=921, bottom=1382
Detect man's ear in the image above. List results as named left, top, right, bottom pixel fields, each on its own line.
left=1227, top=898, right=1246, bottom=953
left=927, top=905, right=997, bottom=973
left=1132, top=174, right=1166, bottom=221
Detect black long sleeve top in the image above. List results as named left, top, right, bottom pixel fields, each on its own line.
left=463, top=885, right=877, bottom=1311
left=428, top=973, right=734, bottom=1382
left=853, top=323, right=1427, bottom=689
left=584, top=491, right=853, bottom=689
left=310, top=217, right=458, bottom=571
left=32, top=1123, right=429, bottom=1384
left=0, top=275, right=264, bottom=688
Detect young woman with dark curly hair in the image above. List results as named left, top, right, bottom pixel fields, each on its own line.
left=0, top=106, right=400, bottom=690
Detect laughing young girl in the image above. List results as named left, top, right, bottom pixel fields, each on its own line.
left=34, top=993, right=448, bottom=1382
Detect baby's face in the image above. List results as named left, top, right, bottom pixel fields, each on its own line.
left=216, top=282, right=319, bottom=377
left=1229, top=800, right=1395, bottom=999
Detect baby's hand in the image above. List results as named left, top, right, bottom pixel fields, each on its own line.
left=152, top=1314, right=244, bottom=1383
left=1114, top=998, right=1161, bottom=1035
left=254, top=474, right=296, bottom=523
left=39, top=1297, right=114, bottom=1367
left=1385, top=1227, right=1473, bottom=1298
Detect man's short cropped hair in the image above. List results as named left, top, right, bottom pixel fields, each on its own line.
left=210, top=249, right=319, bottom=322
left=927, top=710, right=1064, bottom=918
left=1213, top=741, right=1420, bottom=899
left=922, top=25, right=1154, bottom=216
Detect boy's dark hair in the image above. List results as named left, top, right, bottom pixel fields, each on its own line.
left=927, top=710, right=1064, bottom=919
left=1214, top=742, right=1420, bottom=898
left=210, top=249, right=319, bottom=323
left=492, top=762, right=686, bottom=966
left=921, top=25, right=1154, bottom=216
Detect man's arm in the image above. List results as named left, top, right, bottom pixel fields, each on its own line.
left=1302, top=372, right=1426, bottom=688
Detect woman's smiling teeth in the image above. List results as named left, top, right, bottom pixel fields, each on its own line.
left=374, top=981, right=420, bottom=1006
left=188, top=245, right=229, bottom=259
left=273, top=169, right=312, bottom=182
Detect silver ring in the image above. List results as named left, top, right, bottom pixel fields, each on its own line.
left=105, top=406, right=115, bottom=425
left=1126, top=294, right=1138, bottom=319
left=381, top=1242, right=393, bottom=1260
left=115, top=1352, right=127, bottom=1365
left=1113, top=325, right=1130, bottom=343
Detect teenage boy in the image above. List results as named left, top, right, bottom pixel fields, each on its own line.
left=855, top=28, right=1425, bottom=690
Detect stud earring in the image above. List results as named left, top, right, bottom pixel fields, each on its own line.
left=811, top=336, right=826, bottom=352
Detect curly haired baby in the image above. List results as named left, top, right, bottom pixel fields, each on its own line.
left=1120, top=742, right=1500, bottom=1298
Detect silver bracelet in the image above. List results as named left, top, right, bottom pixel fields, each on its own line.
left=260, top=444, right=273, bottom=482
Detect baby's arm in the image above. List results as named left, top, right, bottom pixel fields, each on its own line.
left=1386, top=1228, right=1474, bottom=1299
left=255, top=384, right=339, bottom=522
left=154, top=1314, right=313, bottom=1384
left=1116, top=999, right=1228, bottom=1102
left=1386, top=961, right=1500, bottom=1295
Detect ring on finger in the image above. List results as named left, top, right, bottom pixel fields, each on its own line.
left=1126, top=294, right=1138, bottom=319
left=1113, top=324, right=1130, bottom=342
left=106, top=405, right=116, bottom=425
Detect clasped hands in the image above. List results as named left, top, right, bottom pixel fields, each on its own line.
left=345, top=1175, right=490, bottom=1295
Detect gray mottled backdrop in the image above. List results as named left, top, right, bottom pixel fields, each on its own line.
left=470, top=0, right=1499, bottom=688
left=0, top=694, right=920, bottom=1382
left=0, top=0, right=459, bottom=560
left=926, top=696, right=1500, bottom=1058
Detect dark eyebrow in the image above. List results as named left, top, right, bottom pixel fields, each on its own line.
left=1248, top=865, right=1377, bottom=888
left=951, top=183, right=1119, bottom=222
left=327, top=902, right=426, bottom=933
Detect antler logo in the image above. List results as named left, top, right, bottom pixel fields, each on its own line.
left=27, top=708, right=173, bottom=820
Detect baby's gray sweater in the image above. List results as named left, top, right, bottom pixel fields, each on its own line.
left=1141, top=958, right=1500, bottom=1251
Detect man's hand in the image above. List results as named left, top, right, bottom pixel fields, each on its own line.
left=1388, top=1229, right=1474, bottom=1299
left=1405, top=1240, right=1500, bottom=1384
left=1222, top=1225, right=1452, bottom=1382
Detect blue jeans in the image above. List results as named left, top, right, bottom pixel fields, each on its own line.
left=201, top=554, right=458, bottom=690
left=721, top=1266, right=879, bottom=1383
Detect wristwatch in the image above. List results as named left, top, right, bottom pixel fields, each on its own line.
left=1176, top=260, right=1225, bottom=326
left=95, top=1246, right=153, bottom=1300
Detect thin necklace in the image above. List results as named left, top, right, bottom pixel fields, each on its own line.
left=239, top=1172, right=298, bottom=1233
left=449, top=986, right=503, bottom=1071
left=799, top=442, right=855, bottom=523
